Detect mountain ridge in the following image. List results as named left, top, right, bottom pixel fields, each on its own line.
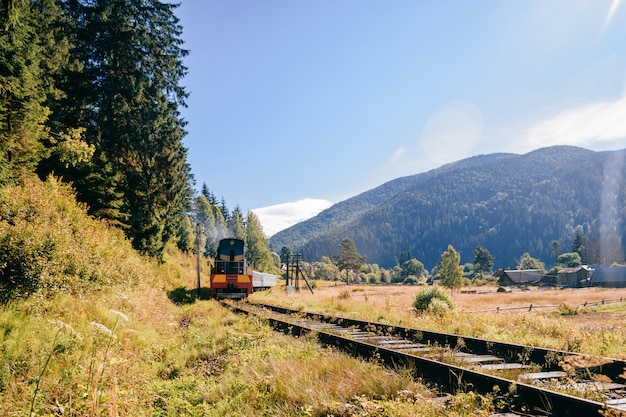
left=271, top=146, right=626, bottom=269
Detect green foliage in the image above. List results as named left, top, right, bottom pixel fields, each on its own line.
left=176, top=216, right=195, bottom=254
left=413, top=286, right=454, bottom=314
left=246, top=211, right=276, bottom=273
left=439, top=245, right=463, bottom=292
left=227, top=207, right=246, bottom=240
left=472, top=245, right=494, bottom=275
left=557, top=252, right=582, bottom=268
left=336, top=238, right=367, bottom=284
left=402, top=276, right=418, bottom=285
left=0, top=176, right=140, bottom=301
left=400, top=258, right=425, bottom=278
left=273, top=146, right=626, bottom=270
left=518, top=252, right=545, bottom=271
left=0, top=0, right=60, bottom=183
left=37, top=0, right=192, bottom=260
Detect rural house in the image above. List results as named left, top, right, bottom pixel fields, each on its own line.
left=589, top=266, right=626, bottom=288
left=556, top=265, right=593, bottom=288
left=495, top=269, right=545, bottom=287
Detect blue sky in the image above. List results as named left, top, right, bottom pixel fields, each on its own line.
left=177, top=0, right=626, bottom=236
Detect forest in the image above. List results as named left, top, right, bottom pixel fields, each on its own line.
left=1, top=0, right=275, bottom=270
left=272, top=146, right=626, bottom=271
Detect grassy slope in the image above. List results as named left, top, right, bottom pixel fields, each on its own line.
left=0, top=177, right=493, bottom=417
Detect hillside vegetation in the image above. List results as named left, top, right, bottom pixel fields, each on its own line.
left=0, top=176, right=494, bottom=416
left=271, top=146, right=626, bottom=270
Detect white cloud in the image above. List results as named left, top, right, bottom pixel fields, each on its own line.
left=252, top=198, right=333, bottom=237
left=519, top=95, right=626, bottom=151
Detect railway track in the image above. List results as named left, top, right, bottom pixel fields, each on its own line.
left=223, top=300, right=626, bottom=417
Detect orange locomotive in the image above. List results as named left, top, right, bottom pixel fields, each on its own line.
left=210, top=238, right=253, bottom=299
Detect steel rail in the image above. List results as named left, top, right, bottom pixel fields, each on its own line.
left=225, top=301, right=623, bottom=417
left=252, top=302, right=626, bottom=381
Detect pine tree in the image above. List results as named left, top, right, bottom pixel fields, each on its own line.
left=472, top=245, right=494, bottom=275
left=228, top=207, right=246, bottom=240
left=195, top=195, right=217, bottom=256
left=336, top=238, right=366, bottom=285
left=0, top=0, right=51, bottom=182
left=43, top=0, right=192, bottom=259
left=246, top=211, right=275, bottom=272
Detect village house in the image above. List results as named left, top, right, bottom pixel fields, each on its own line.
left=556, top=265, right=593, bottom=288
left=589, top=266, right=626, bottom=288
left=495, top=269, right=545, bottom=287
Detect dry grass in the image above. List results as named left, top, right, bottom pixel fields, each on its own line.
left=250, top=282, right=626, bottom=356
left=0, top=177, right=498, bottom=416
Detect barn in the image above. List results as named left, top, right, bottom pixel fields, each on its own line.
left=589, top=266, right=626, bottom=288
left=495, top=269, right=545, bottom=287
left=556, top=265, right=593, bottom=288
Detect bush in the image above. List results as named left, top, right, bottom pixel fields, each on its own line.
left=402, top=276, right=418, bottom=285
left=413, top=286, right=454, bottom=314
left=0, top=175, right=141, bottom=301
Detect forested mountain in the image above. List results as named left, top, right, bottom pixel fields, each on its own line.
left=271, top=146, right=626, bottom=270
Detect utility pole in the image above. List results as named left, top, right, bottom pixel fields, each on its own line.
left=196, top=223, right=203, bottom=298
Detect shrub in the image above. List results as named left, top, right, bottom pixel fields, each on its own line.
left=413, top=286, right=454, bottom=314
left=0, top=175, right=141, bottom=301
left=402, top=276, right=418, bottom=285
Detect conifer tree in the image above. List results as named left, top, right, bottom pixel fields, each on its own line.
left=195, top=195, right=217, bottom=255
left=228, top=206, right=246, bottom=240
left=43, top=0, right=192, bottom=259
left=336, top=238, right=366, bottom=285
left=245, top=211, right=275, bottom=272
left=0, top=0, right=50, bottom=182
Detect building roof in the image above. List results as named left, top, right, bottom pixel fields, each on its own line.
left=557, top=265, right=593, bottom=274
left=500, top=269, right=544, bottom=283
left=589, top=266, right=626, bottom=283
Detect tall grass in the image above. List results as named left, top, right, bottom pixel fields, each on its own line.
left=0, top=176, right=495, bottom=416
left=251, top=283, right=626, bottom=358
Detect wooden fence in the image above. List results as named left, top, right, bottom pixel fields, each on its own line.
left=466, top=297, right=625, bottom=313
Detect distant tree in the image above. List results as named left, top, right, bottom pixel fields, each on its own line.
left=518, top=253, right=545, bottom=271
left=195, top=195, right=216, bottom=255
left=227, top=207, right=246, bottom=240
left=201, top=183, right=217, bottom=205
left=312, top=258, right=340, bottom=280
left=336, top=238, right=366, bottom=285
left=280, top=246, right=293, bottom=264
left=571, top=232, right=587, bottom=264
left=398, top=251, right=412, bottom=265
left=401, top=258, right=425, bottom=278
left=557, top=252, right=582, bottom=268
left=551, top=240, right=561, bottom=266
left=212, top=205, right=228, bottom=241
left=176, top=216, right=195, bottom=253
left=439, top=245, right=463, bottom=294
left=245, top=211, right=275, bottom=272
left=472, top=245, right=494, bottom=275
left=219, top=198, right=229, bottom=221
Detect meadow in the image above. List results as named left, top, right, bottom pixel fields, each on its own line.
left=3, top=176, right=626, bottom=416
left=249, top=282, right=626, bottom=357
left=0, top=177, right=494, bottom=416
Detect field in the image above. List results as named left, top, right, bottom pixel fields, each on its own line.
left=249, top=282, right=626, bottom=357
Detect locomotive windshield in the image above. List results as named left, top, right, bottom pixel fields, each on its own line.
left=215, top=238, right=246, bottom=275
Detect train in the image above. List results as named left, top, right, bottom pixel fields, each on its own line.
left=210, top=238, right=277, bottom=299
